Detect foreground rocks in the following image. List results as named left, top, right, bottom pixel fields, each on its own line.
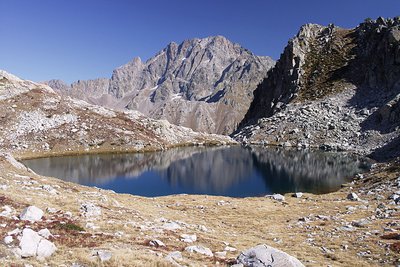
left=0, top=152, right=399, bottom=266
left=236, top=244, right=304, bottom=267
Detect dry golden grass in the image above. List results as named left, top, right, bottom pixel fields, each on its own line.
left=0, top=152, right=399, bottom=266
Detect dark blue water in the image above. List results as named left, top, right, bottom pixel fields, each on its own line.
left=23, top=146, right=370, bottom=197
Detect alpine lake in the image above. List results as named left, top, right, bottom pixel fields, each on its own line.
left=23, top=146, right=371, bottom=197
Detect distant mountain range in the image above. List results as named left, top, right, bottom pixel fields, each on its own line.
left=46, top=36, right=275, bottom=134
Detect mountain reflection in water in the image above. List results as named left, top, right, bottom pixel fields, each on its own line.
left=23, top=146, right=370, bottom=197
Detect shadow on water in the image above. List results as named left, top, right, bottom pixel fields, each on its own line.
left=23, top=146, right=370, bottom=197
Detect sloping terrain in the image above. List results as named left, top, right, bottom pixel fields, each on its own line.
left=0, top=70, right=234, bottom=159
left=235, top=17, right=400, bottom=158
left=46, top=36, right=275, bottom=134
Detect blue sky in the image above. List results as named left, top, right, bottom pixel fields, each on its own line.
left=0, top=0, right=399, bottom=83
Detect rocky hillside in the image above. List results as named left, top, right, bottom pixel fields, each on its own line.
left=46, top=36, right=275, bottom=134
left=0, top=70, right=234, bottom=158
left=235, top=17, right=400, bottom=159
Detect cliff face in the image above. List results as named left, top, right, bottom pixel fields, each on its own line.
left=235, top=17, right=400, bottom=158
left=47, top=36, right=274, bottom=134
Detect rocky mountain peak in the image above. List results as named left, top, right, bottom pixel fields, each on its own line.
left=48, top=36, right=275, bottom=134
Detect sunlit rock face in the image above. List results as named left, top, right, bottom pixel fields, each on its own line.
left=46, top=36, right=275, bottom=135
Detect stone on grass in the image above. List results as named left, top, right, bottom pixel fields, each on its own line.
left=236, top=244, right=304, bottom=267
left=149, top=239, right=165, bottom=247
left=225, top=246, right=237, bottom=252
left=180, top=234, right=197, bottom=243
left=166, top=251, right=182, bottom=261
left=20, top=229, right=42, bottom=257
left=19, top=228, right=56, bottom=258
left=80, top=203, right=101, bottom=218
left=37, top=238, right=57, bottom=258
left=293, top=192, right=303, bottom=198
left=268, top=194, right=285, bottom=202
left=347, top=193, right=360, bottom=201
left=93, top=250, right=112, bottom=262
left=185, top=245, right=213, bottom=257
left=162, top=221, right=181, bottom=231
left=4, top=235, right=13, bottom=244
left=20, top=206, right=44, bottom=222
left=38, top=228, right=52, bottom=239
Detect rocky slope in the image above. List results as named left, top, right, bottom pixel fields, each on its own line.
left=235, top=17, right=400, bottom=158
left=0, top=70, right=234, bottom=159
left=46, top=36, right=275, bottom=134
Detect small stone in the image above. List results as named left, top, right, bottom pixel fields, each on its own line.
left=224, top=246, right=237, bottom=252
left=347, top=193, right=360, bottom=201
left=215, top=251, right=227, bottom=258
left=185, top=245, right=213, bottom=257
left=20, top=206, right=44, bottom=222
left=166, top=251, right=182, bottom=261
left=80, top=202, right=101, bottom=217
left=95, top=250, right=112, bottom=262
left=38, top=229, right=52, bottom=239
left=162, top=222, right=181, bottom=231
left=293, top=192, right=303, bottom=198
left=4, top=235, right=13, bottom=244
left=266, top=194, right=285, bottom=202
left=180, top=234, right=197, bottom=243
left=149, top=239, right=165, bottom=247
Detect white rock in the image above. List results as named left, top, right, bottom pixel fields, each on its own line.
left=185, top=245, right=213, bottom=257
left=93, top=250, right=112, bottom=262
left=80, top=203, right=101, bottom=217
left=19, top=228, right=42, bottom=257
left=167, top=251, right=182, bottom=260
left=20, top=206, right=44, bottom=222
left=180, top=234, right=197, bottom=243
left=215, top=251, right=227, bottom=258
left=150, top=239, right=165, bottom=247
left=36, top=238, right=57, bottom=258
left=347, top=192, right=360, bottom=201
left=38, top=228, right=52, bottom=239
left=266, top=194, right=285, bottom=202
left=162, top=221, right=181, bottom=231
left=8, top=228, right=21, bottom=236
left=0, top=205, right=13, bottom=217
left=0, top=184, right=8, bottom=190
left=4, top=235, right=13, bottom=244
left=237, top=244, right=304, bottom=267
left=293, top=192, right=303, bottom=198
left=225, top=246, right=237, bottom=252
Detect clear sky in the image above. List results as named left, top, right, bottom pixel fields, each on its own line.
left=1, top=0, right=399, bottom=83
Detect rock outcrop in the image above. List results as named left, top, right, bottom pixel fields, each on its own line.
left=0, top=70, right=234, bottom=157
left=46, top=36, right=274, bottom=134
left=235, top=17, right=400, bottom=158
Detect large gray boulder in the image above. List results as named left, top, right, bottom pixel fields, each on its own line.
left=236, top=244, right=304, bottom=267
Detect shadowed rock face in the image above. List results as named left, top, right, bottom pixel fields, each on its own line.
left=46, top=36, right=274, bottom=135
left=235, top=17, right=400, bottom=158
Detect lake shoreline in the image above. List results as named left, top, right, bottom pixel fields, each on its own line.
left=0, top=146, right=399, bottom=266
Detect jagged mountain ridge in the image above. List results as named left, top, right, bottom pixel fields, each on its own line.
left=47, top=36, right=275, bottom=134
left=235, top=17, right=400, bottom=158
